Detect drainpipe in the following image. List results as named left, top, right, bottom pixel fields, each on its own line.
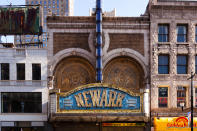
left=96, top=0, right=102, bottom=83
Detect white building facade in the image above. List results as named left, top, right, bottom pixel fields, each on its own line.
left=0, top=47, right=48, bottom=131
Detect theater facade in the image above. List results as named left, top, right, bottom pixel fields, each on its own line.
left=47, top=15, right=150, bottom=131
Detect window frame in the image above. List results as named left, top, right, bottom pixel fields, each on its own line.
left=16, top=63, right=25, bottom=80
left=1, top=63, right=9, bottom=80
left=195, top=56, right=197, bottom=73
left=158, top=87, right=168, bottom=108
left=176, top=24, right=187, bottom=43
left=195, top=88, right=197, bottom=107
left=177, top=86, right=187, bottom=108
left=32, top=64, right=41, bottom=80
left=195, top=25, right=197, bottom=42
left=177, top=55, right=188, bottom=74
left=158, top=24, right=169, bottom=42
left=158, top=54, right=169, bottom=74
left=1, top=92, right=42, bottom=113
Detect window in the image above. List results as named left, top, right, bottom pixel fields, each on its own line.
left=177, top=86, right=186, bottom=107
left=1, top=63, right=9, bottom=80
left=177, top=25, right=187, bottom=42
left=158, top=55, right=169, bottom=74
left=195, top=26, right=197, bottom=42
left=158, top=87, right=168, bottom=107
left=196, top=56, right=197, bottom=73
left=17, top=64, right=25, bottom=80
left=32, top=64, right=41, bottom=80
left=1, top=92, right=42, bottom=113
left=177, top=55, right=187, bottom=74
left=196, top=88, right=197, bottom=107
left=158, top=24, right=169, bottom=42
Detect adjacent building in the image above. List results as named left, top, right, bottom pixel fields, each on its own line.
left=14, top=0, right=74, bottom=47
left=149, top=0, right=197, bottom=130
left=0, top=47, right=48, bottom=131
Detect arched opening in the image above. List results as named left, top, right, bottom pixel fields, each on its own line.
left=53, top=57, right=96, bottom=92
left=103, top=57, right=145, bottom=93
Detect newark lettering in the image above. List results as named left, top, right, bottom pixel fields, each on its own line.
left=58, top=86, right=141, bottom=111
left=74, top=90, right=125, bottom=107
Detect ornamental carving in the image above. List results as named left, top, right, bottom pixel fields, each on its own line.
left=54, top=57, right=96, bottom=92
left=103, top=57, right=144, bottom=93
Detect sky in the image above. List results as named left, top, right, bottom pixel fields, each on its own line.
left=0, top=0, right=149, bottom=42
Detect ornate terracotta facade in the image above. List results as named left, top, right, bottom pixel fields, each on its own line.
left=47, top=15, right=150, bottom=131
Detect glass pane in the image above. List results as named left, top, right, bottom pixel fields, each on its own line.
left=196, top=35, right=197, bottom=42
left=158, top=87, right=168, bottom=107
left=158, top=97, right=168, bottom=107
left=1, top=92, right=41, bottom=113
left=32, top=64, right=41, bottom=80
left=196, top=26, right=197, bottom=34
left=177, top=55, right=187, bottom=65
left=1, top=63, right=9, bottom=80
left=159, top=87, right=168, bottom=97
left=177, top=66, right=187, bottom=74
left=158, top=66, right=169, bottom=74
left=177, top=35, right=186, bottom=42
left=158, top=35, right=168, bottom=42
left=158, top=25, right=168, bottom=34
left=196, top=88, right=197, bottom=107
left=177, top=87, right=186, bottom=107
left=177, top=26, right=186, bottom=34
left=17, top=64, right=25, bottom=80
left=158, top=55, right=169, bottom=65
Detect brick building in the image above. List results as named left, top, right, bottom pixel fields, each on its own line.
left=47, top=15, right=150, bottom=130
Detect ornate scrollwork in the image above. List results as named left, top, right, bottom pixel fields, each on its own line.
left=54, top=57, right=96, bottom=92
left=103, top=57, right=144, bottom=93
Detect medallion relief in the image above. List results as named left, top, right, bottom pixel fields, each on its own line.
left=54, top=57, right=96, bottom=92
left=103, top=57, right=144, bottom=93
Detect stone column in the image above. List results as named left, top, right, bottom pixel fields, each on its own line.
left=188, top=22, right=195, bottom=43
left=144, top=83, right=150, bottom=117
left=50, top=94, right=57, bottom=114
left=170, top=45, right=177, bottom=75
left=151, top=82, right=158, bottom=109
left=170, top=20, right=176, bottom=44
left=152, top=45, right=158, bottom=75
left=188, top=45, right=195, bottom=74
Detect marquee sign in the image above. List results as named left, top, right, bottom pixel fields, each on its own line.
left=57, top=84, right=142, bottom=113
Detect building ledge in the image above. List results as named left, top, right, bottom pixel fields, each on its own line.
left=50, top=113, right=149, bottom=122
